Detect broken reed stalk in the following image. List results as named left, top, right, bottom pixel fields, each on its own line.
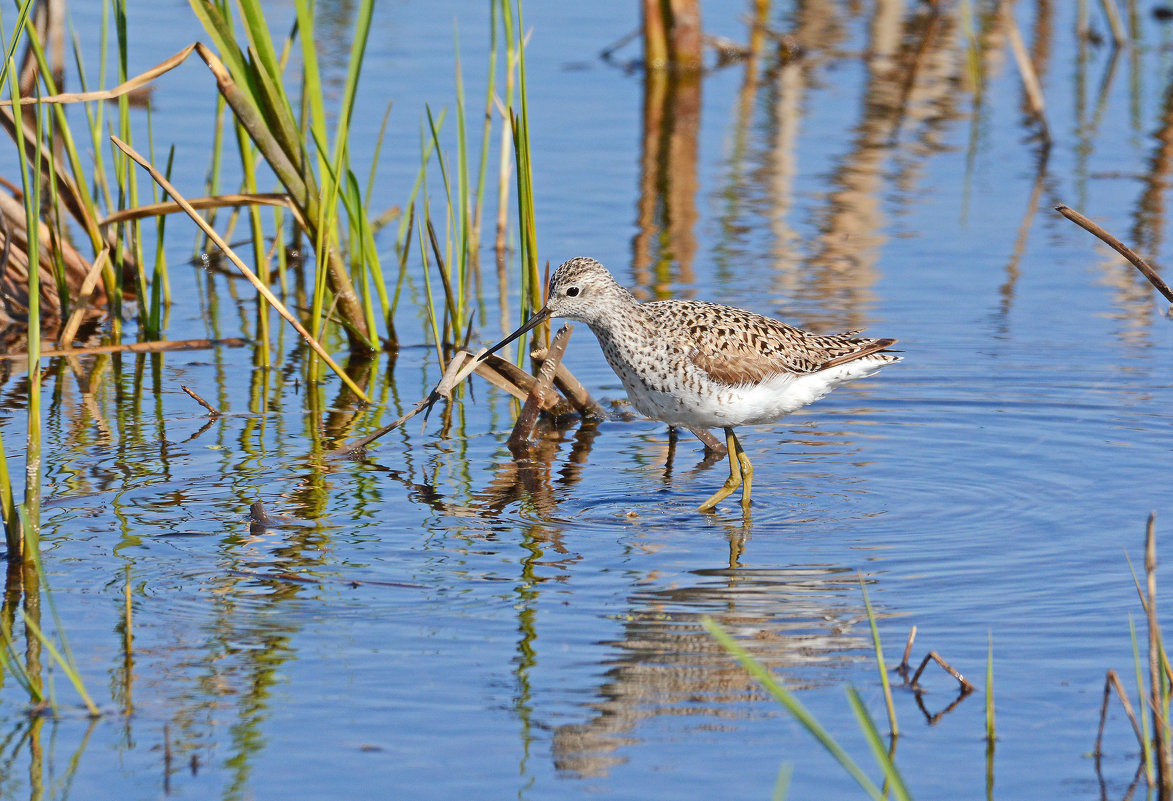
left=180, top=385, right=221, bottom=417
left=57, top=247, right=109, bottom=348
left=899, top=625, right=917, bottom=679
left=1096, top=668, right=1146, bottom=757
left=110, top=136, right=369, bottom=403
left=508, top=324, right=572, bottom=448
left=1000, top=0, right=1051, bottom=144
left=474, top=351, right=573, bottom=415
left=1055, top=204, right=1173, bottom=305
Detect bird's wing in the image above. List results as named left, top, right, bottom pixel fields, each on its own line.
left=654, top=302, right=897, bottom=387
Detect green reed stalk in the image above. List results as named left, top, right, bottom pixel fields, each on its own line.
left=192, top=0, right=376, bottom=353
left=845, top=687, right=913, bottom=801
left=0, top=532, right=99, bottom=715
left=704, top=618, right=894, bottom=801
left=143, top=111, right=171, bottom=337
left=859, top=575, right=898, bottom=738
left=771, top=763, right=793, bottom=801
left=235, top=120, right=270, bottom=366
left=9, top=65, right=42, bottom=545
left=0, top=7, right=29, bottom=558
left=196, top=93, right=228, bottom=257
left=1129, top=610, right=1155, bottom=783
left=453, top=26, right=471, bottom=320
left=0, top=428, right=18, bottom=554
left=417, top=213, right=445, bottom=370
left=43, top=115, right=71, bottom=315
left=985, top=633, right=995, bottom=743
left=495, top=0, right=517, bottom=255
left=20, top=611, right=97, bottom=716
left=513, top=0, right=540, bottom=326
left=26, top=543, right=98, bottom=716
left=152, top=143, right=176, bottom=328
left=13, top=1, right=116, bottom=313
left=472, top=2, right=498, bottom=260
left=114, top=0, right=150, bottom=338
left=71, top=21, right=113, bottom=213
left=399, top=111, right=444, bottom=256
left=365, top=102, right=394, bottom=342
left=0, top=614, right=44, bottom=705
left=426, top=105, right=463, bottom=345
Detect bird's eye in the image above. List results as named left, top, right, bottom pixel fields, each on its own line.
left=565, top=286, right=580, bottom=297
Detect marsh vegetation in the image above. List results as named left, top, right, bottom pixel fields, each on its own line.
left=0, top=1, right=1171, bottom=798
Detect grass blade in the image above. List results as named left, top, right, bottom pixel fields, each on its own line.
left=704, top=617, right=885, bottom=801
left=845, top=687, right=913, bottom=801
left=859, top=572, right=898, bottom=737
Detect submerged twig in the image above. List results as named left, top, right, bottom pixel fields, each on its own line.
left=909, top=650, right=976, bottom=695
left=1055, top=205, right=1173, bottom=305
left=180, top=385, right=221, bottom=417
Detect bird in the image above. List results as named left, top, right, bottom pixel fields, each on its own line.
left=483, top=257, right=899, bottom=512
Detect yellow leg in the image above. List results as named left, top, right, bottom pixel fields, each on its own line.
left=735, top=435, right=753, bottom=511
left=698, top=428, right=742, bottom=512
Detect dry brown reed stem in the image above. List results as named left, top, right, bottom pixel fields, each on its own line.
left=509, top=325, right=572, bottom=448
left=1055, top=205, right=1173, bottom=305
left=530, top=346, right=605, bottom=418
left=900, top=625, right=918, bottom=676
left=98, top=193, right=299, bottom=228
left=910, top=650, right=976, bottom=695
left=0, top=336, right=247, bottom=361
left=473, top=351, right=571, bottom=414
left=57, top=248, right=109, bottom=348
left=425, top=219, right=462, bottom=338
left=1096, top=669, right=1146, bottom=758
left=1001, top=0, right=1051, bottom=144
left=111, top=136, right=369, bottom=403
left=642, top=0, right=669, bottom=69
left=180, top=385, right=222, bottom=418
left=0, top=43, right=198, bottom=110
left=1145, top=513, right=1171, bottom=791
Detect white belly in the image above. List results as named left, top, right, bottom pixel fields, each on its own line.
left=615, top=354, right=894, bottom=429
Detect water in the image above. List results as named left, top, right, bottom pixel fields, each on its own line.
left=1, top=1, right=1172, bottom=799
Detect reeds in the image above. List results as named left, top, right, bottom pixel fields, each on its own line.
left=704, top=616, right=912, bottom=801
left=1097, top=514, right=1173, bottom=793
left=0, top=541, right=98, bottom=716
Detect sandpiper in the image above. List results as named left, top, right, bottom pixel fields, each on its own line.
left=486, top=257, right=899, bottom=512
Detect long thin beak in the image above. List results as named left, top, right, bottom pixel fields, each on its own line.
left=482, top=306, right=552, bottom=359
